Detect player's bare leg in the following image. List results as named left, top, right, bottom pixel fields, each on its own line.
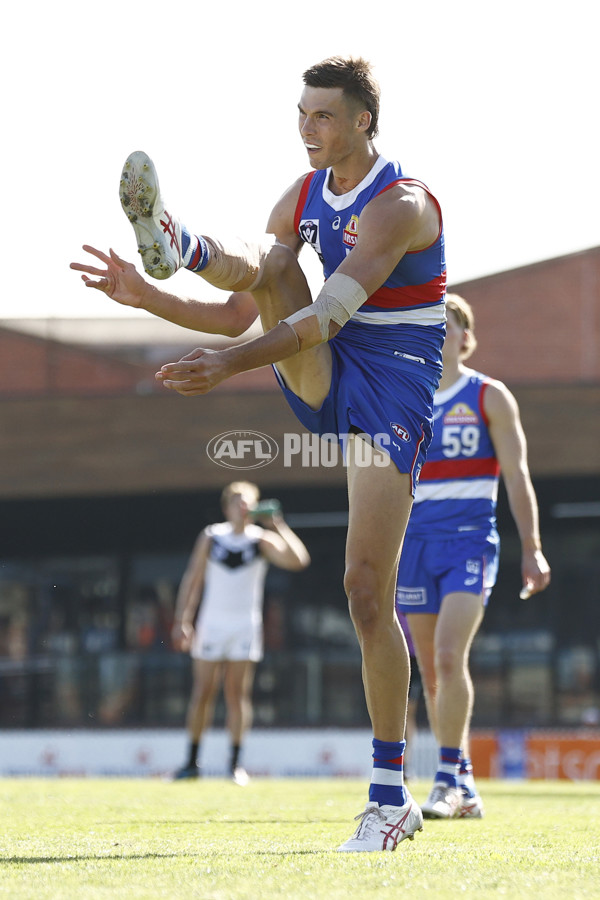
left=408, top=597, right=482, bottom=750
left=248, top=243, right=333, bottom=409
left=337, top=435, right=423, bottom=851
left=408, top=595, right=484, bottom=818
left=119, top=151, right=332, bottom=410
left=345, top=436, right=413, bottom=740
left=224, top=660, right=256, bottom=785
left=172, top=659, right=222, bottom=779
left=186, top=659, right=222, bottom=741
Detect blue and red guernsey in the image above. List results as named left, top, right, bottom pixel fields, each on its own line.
left=294, top=156, right=446, bottom=327
left=407, top=369, right=501, bottom=537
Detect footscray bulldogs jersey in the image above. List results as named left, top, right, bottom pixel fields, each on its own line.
left=407, top=369, right=501, bottom=537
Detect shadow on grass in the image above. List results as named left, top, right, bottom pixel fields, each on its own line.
left=1, top=853, right=193, bottom=865
left=2, top=848, right=337, bottom=864
left=105, top=819, right=345, bottom=826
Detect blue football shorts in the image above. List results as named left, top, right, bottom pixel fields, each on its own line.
left=273, top=320, right=441, bottom=495
left=395, top=531, right=500, bottom=615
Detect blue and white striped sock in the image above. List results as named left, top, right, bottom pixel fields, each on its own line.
left=369, top=738, right=407, bottom=808
left=434, top=746, right=461, bottom=787
left=459, top=756, right=476, bottom=797
left=181, top=226, right=209, bottom=272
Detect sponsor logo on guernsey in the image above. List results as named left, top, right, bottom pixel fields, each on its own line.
left=391, top=422, right=411, bottom=443
left=332, top=215, right=341, bottom=230
left=443, top=402, right=479, bottom=425
left=342, top=214, right=359, bottom=249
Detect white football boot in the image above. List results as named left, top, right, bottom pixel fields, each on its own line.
left=337, top=791, right=423, bottom=852
left=231, top=766, right=250, bottom=786
left=421, top=782, right=462, bottom=819
left=119, top=150, right=182, bottom=280
left=458, top=789, right=485, bottom=818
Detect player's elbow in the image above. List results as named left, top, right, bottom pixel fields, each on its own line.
left=286, top=550, right=311, bottom=571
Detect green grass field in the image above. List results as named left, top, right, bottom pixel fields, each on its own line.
left=1, top=777, right=598, bottom=899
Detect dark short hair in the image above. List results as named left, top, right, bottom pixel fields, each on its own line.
left=302, top=56, right=380, bottom=139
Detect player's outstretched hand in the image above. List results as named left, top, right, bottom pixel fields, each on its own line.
left=70, top=245, right=149, bottom=308
left=157, top=347, right=234, bottom=395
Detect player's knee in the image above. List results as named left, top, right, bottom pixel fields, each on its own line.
left=434, top=645, right=465, bottom=680
left=344, top=564, right=383, bottom=634
left=262, top=241, right=300, bottom=287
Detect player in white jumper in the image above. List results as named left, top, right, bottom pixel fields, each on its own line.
left=171, top=482, right=310, bottom=783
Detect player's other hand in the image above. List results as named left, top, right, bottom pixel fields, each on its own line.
left=157, top=347, right=233, bottom=395
left=70, top=246, right=149, bottom=308
left=520, top=548, right=551, bottom=598
left=171, top=621, right=194, bottom=653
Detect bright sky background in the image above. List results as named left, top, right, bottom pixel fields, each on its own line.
left=2, top=0, right=597, bottom=320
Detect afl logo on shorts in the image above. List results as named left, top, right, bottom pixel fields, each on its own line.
left=390, top=423, right=411, bottom=443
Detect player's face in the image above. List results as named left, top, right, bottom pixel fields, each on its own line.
left=298, top=86, right=365, bottom=170
left=443, top=309, right=468, bottom=363
left=225, top=491, right=255, bottom=525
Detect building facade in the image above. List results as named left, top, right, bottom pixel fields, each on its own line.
left=1, top=246, right=599, bottom=733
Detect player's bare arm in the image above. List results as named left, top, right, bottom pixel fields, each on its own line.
left=265, top=176, right=307, bottom=255
left=484, top=381, right=551, bottom=596
left=336, top=183, right=441, bottom=294
left=157, top=183, right=440, bottom=394
left=172, top=530, right=211, bottom=651
left=259, top=519, right=311, bottom=571
left=70, top=246, right=259, bottom=337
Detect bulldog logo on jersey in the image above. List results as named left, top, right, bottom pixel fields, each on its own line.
left=443, top=402, right=479, bottom=425
left=343, top=214, right=359, bottom=249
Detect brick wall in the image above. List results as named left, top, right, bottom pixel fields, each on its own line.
left=450, top=246, right=600, bottom=384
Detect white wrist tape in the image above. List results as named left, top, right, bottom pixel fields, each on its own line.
left=282, top=273, right=368, bottom=341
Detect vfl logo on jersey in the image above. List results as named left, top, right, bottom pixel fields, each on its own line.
left=343, top=214, right=359, bottom=249
left=391, top=422, right=411, bottom=443
left=443, top=402, right=479, bottom=425
left=298, top=218, right=322, bottom=254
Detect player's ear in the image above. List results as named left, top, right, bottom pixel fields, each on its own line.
left=357, top=110, right=372, bottom=134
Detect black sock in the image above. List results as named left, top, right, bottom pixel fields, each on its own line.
left=230, top=744, right=241, bottom=772
left=187, top=741, right=199, bottom=769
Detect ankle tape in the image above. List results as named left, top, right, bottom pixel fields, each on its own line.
left=202, top=235, right=276, bottom=292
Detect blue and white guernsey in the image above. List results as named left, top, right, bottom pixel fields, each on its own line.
left=406, top=368, right=501, bottom=537
left=294, top=156, right=446, bottom=333
left=277, top=155, right=447, bottom=485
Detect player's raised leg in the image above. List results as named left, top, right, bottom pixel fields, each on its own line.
left=337, top=436, right=423, bottom=852
left=120, top=150, right=332, bottom=411
left=119, top=151, right=184, bottom=280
